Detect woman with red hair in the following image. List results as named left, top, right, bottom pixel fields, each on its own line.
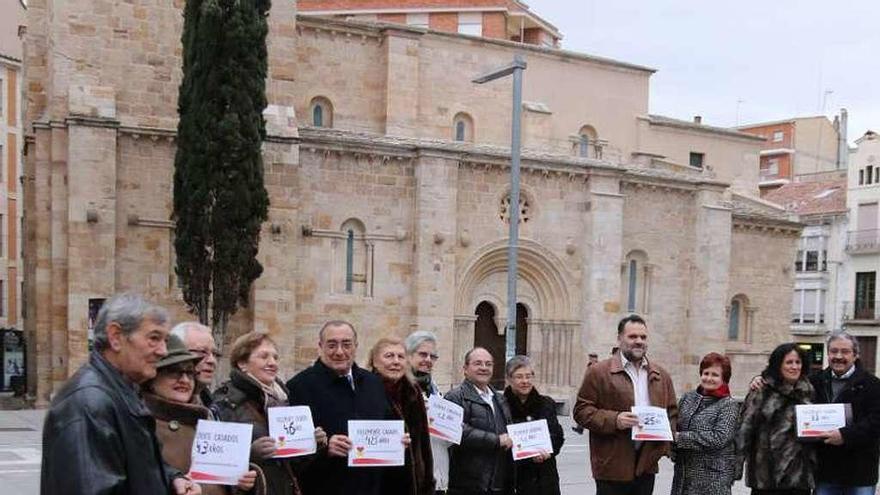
left=671, top=352, right=739, bottom=495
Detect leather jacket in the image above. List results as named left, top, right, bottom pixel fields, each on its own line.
left=41, top=352, right=179, bottom=495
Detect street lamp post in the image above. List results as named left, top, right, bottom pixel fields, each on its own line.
left=473, top=55, right=527, bottom=362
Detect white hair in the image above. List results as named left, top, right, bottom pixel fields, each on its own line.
left=170, top=321, right=212, bottom=341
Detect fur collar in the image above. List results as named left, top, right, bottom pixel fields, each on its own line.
left=143, top=391, right=211, bottom=426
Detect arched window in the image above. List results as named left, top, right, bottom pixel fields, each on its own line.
left=728, top=294, right=751, bottom=342
left=622, top=250, right=650, bottom=313
left=336, top=218, right=370, bottom=296
left=453, top=112, right=474, bottom=142
left=728, top=299, right=741, bottom=340
left=576, top=125, right=598, bottom=158
left=309, top=97, right=333, bottom=128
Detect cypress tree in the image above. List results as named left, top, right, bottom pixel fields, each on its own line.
left=173, top=0, right=271, bottom=349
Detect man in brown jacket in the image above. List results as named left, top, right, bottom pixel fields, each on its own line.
left=572, top=314, right=678, bottom=495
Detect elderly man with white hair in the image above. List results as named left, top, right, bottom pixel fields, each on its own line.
left=170, top=321, right=219, bottom=406
left=41, top=293, right=201, bottom=495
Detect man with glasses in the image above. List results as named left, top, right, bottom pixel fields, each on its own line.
left=170, top=322, right=220, bottom=406
left=287, top=320, right=390, bottom=495
left=405, top=330, right=448, bottom=494
left=445, top=347, right=514, bottom=495
left=811, top=331, right=880, bottom=495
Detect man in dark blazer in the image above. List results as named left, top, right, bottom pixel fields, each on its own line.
left=287, top=320, right=390, bottom=495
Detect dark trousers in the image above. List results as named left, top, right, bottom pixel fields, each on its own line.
left=595, top=474, right=655, bottom=495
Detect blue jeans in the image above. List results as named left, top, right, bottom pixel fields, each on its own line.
left=815, top=483, right=876, bottom=495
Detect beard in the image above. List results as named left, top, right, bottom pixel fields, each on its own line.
left=623, top=346, right=646, bottom=362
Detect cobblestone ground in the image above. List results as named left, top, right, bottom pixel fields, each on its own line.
left=0, top=407, right=876, bottom=495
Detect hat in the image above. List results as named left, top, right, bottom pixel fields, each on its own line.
left=157, top=334, right=202, bottom=369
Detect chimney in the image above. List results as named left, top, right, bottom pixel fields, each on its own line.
left=693, top=115, right=702, bottom=124
left=837, top=108, right=848, bottom=169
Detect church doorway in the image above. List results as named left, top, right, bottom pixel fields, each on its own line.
left=473, top=301, right=528, bottom=389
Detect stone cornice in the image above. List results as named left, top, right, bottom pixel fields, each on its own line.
left=732, top=215, right=802, bottom=234
left=295, top=15, right=656, bottom=75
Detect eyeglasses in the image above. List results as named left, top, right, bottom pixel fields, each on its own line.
left=416, top=351, right=440, bottom=361
left=324, top=340, right=355, bottom=352
left=189, top=348, right=223, bottom=360
left=160, top=366, right=196, bottom=381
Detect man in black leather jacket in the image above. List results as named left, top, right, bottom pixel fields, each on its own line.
left=40, top=293, right=200, bottom=495
left=444, top=347, right=515, bottom=495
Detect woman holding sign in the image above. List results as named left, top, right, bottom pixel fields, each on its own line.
left=502, top=355, right=564, bottom=495
left=736, top=343, right=816, bottom=495
left=369, top=337, right=435, bottom=495
left=143, top=334, right=257, bottom=495
left=670, top=352, right=738, bottom=495
left=213, top=332, right=327, bottom=495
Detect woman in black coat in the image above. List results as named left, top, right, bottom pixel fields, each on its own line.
left=503, top=355, right=565, bottom=495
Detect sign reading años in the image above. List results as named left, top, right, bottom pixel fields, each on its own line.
left=347, top=420, right=405, bottom=467
left=631, top=406, right=673, bottom=441
left=796, top=403, right=849, bottom=438
left=268, top=406, right=317, bottom=458
left=506, top=419, right=553, bottom=461
left=189, top=420, right=253, bottom=485
left=426, top=395, right=463, bottom=445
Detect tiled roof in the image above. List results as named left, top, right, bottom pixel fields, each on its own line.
left=763, top=179, right=847, bottom=216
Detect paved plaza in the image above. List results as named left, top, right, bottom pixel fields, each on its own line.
left=0, top=407, right=757, bottom=495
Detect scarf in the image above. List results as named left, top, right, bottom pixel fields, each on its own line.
left=697, top=383, right=731, bottom=399
left=413, top=370, right=433, bottom=396
left=244, top=371, right=288, bottom=404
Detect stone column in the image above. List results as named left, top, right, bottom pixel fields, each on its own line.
left=687, top=187, right=732, bottom=370
left=383, top=28, right=422, bottom=138
left=25, top=125, right=53, bottom=405
left=254, top=0, right=300, bottom=378
left=412, top=150, right=458, bottom=387
left=64, top=85, right=120, bottom=376
left=582, top=173, right=625, bottom=361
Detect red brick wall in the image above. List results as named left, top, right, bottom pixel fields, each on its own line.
left=760, top=154, right=793, bottom=179
left=482, top=12, right=506, bottom=39
left=300, top=0, right=506, bottom=11
left=522, top=27, right=542, bottom=45
left=429, top=12, right=458, bottom=33
left=739, top=122, right=794, bottom=150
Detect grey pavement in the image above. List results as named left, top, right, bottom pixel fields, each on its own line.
left=0, top=407, right=755, bottom=495
left=0, top=407, right=43, bottom=495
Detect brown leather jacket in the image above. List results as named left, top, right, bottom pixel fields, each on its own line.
left=572, top=352, right=678, bottom=482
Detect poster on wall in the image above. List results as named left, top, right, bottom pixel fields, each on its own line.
left=2, top=330, right=24, bottom=390
left=88, top=298, right=106, bottom=350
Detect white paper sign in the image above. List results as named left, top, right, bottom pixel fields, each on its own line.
left=347, top=420, right=405, bottom=467
left=796, top=403, right=847, bottom=438
left=506, top=419, right=553, bottom=461
left=268, top=406, right=316, bottom=458
left=189, top=420, right=253, bottom=485
left=427, top=395, right=464, bottom=445
left=631, top=406, right=673, bottom=441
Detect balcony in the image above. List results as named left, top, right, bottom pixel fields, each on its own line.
left=846, top=229, right=880, bottom=253
left=842, top=301, right=879, bottom=324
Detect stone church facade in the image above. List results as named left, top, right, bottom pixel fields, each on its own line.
left=23, top=0, right=800, bottom=406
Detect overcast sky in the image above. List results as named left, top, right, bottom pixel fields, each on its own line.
left=534, top=0, right=879, bottom=143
